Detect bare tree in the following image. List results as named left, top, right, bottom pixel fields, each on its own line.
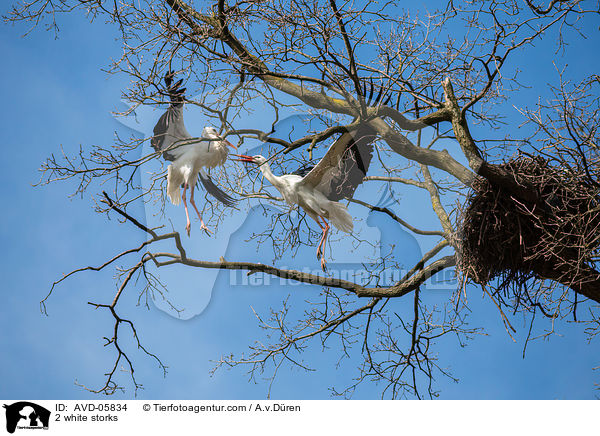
left=6, top=0, right=600, bottom=398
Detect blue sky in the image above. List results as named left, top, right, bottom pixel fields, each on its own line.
left=1, top=2, right=599, bottom=400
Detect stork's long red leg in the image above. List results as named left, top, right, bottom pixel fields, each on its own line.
left=319, top=219, right=330, bottom=271
left=314, top=216, right=326, bottom=259
left=182, top=183, right=192, bottom=236
left=313, top=216, right=330, bottom=272
left=189, top=182, right=212, bottom=235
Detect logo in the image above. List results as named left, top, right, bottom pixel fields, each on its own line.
left=3, top=402, right=50, bottom=434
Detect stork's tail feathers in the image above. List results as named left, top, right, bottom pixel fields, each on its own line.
left=328, top=201, right=353, bottom=233
left=167, top=165, right=183, bottom=205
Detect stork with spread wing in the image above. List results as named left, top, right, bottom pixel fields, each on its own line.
left=152, top=73, right=237, bottom=236
left=235, top=124, right=376, bottom=270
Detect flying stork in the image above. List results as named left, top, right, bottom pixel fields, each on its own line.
left=234, top=124, right=376, bottom=271
left=152, top=73, right=237, bottom=236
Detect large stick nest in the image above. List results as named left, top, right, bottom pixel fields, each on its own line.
left=458, top=155, right=600, bottom=293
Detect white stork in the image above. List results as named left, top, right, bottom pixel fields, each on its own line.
left=234, top=124, right=376, bottom=270
left=152, top=73, right=237, bottom=235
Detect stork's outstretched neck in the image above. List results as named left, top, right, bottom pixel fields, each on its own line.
left=256, top=160, right=284, bottom=190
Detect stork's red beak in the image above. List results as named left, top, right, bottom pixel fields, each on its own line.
left=232, top=154, right=255, bottom=163
left=224, top=139, right=237, bottom=150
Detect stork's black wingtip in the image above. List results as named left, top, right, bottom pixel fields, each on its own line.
left=171, top=78, right=184, bottom=91
left=164, top=71, right=174, bottom=86
left=223, top=198, right=240, bottom=208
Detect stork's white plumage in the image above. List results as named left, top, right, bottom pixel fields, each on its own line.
left=152, top=73, right=237, bottom=235
left=235, top=124, right=375, bottom=270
